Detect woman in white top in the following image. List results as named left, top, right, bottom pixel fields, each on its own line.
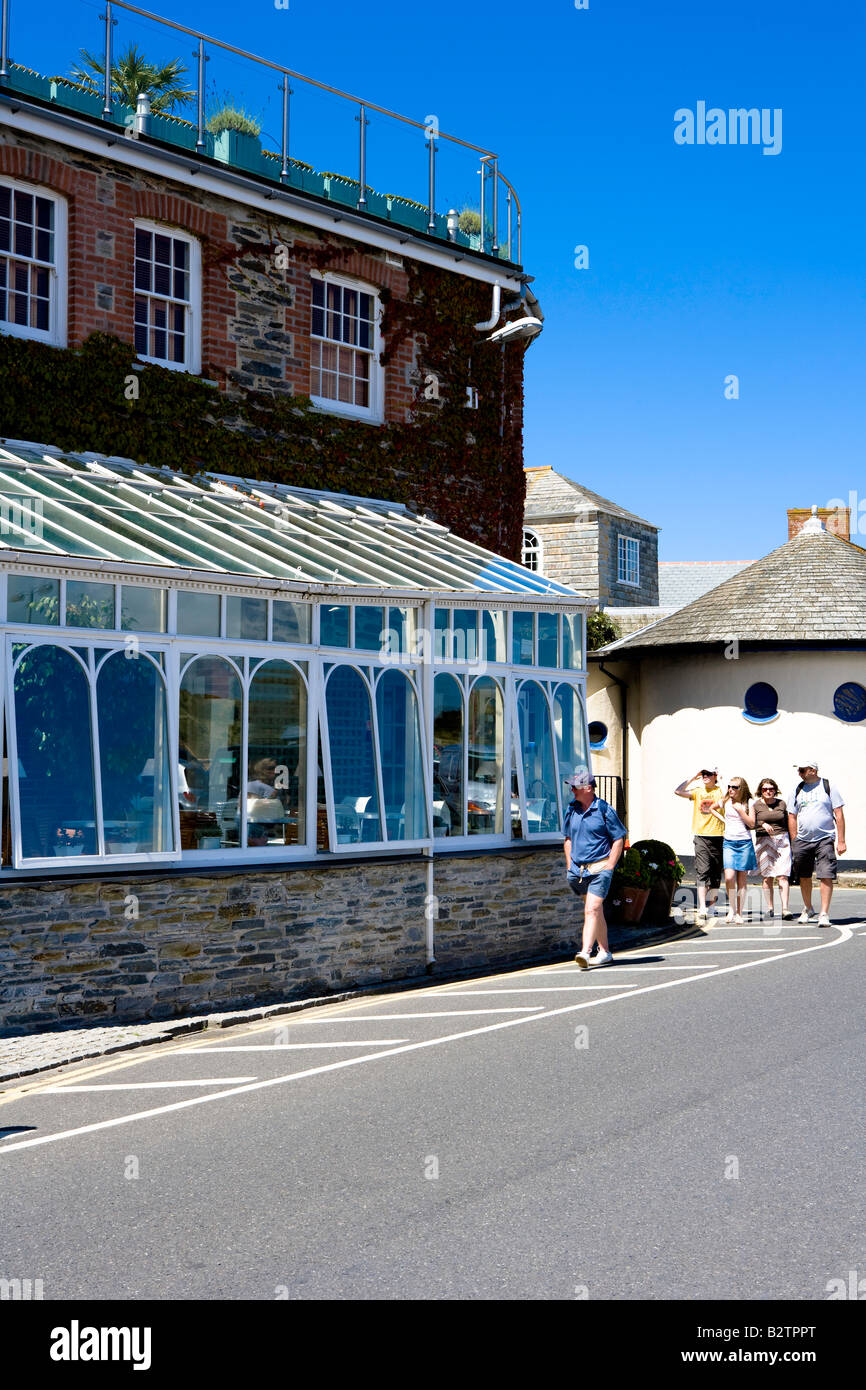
left=709, top=775, right=757, bottom=922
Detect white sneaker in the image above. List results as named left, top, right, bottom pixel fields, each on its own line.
left=593, top=949, right=613, bottom=966
left=733, top=915, right=744, bottom=924
left=724, top=909, right=735, bottom=922
left=817, top=913, right=831, bottom=927
left=574, top=950, right=591, bottom=970
left=798, top=909, right=817, bottom=923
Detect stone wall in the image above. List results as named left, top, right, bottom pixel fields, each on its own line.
left=598, top=516, right=659, bottom=608
left=530, top=514, right=600, bottom=601
left=0, top=848, right=582, bottom=1033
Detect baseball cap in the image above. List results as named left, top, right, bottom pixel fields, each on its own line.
left=700, top=765, right=718, bottom=775
left=794, top=758, right=819, bottom=771
left=569, top=767, right=596, bottom=789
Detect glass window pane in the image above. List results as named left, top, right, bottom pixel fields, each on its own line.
left=482, top=610, right=506, bottom=664
left=554, top=684, right=589, bottom=792
left=97, top=653, right=173, bottom=854
left=433, top=673, right=463, bottom=837
left=467, top=677, right=504, bottom=835
left=538, top=612, right=559, bottom=668
left=272, top=600, right=311, bottom=643
left=320, top=604, right=350, bottom=647
left=376, top=670, right=427, bottom=841
left=226, top=596, right=267, bottom=641
left=388, top=607, right=414, bottom=657
left=246, top=660, right=306, bottom=847
left=120, top=586, right=166, bottom=633
left=517, top=682, right=560, bottom=832
left=434, top=608, right=450, bottom=662
left=177, top=591, right=221, bottom=637
left=14, top=646, right=97, bottom=857
left=325, top=666, right=381, bottom=843
left=7, top=574, right=59, bottom=624
left=512, top=611, right=534, bottom=665
left=562, top=613, right=584, bottom=670
left=66, top=580, right=115, bottom=629
left=178, top=657, right=243, bottom=851
left=453, top=609, right=478, bottom=665
left=354, top=605, right=385, bottom=652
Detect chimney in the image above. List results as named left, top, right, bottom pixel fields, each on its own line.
left=788, top=505, right=849, bottom=541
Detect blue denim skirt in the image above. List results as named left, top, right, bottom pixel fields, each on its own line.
left=723, top=837, right=757, bottom=872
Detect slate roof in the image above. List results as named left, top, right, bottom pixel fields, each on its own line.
left=658, top=560, right=754, bottom=609
left=524, top=467, right=656, bottom=529
left=596, top=523, right=866, bottom=653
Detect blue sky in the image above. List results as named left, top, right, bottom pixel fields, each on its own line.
left=12, top=0, right=866, bottom=559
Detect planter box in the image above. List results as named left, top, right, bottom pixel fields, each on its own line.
left=212, top=128, right=263, bottom=174
left=323, top=174, right=361, bottom=207
left=606, top=885, right=650, bottom=925
left=642, top=877, right=676, bottom=925
left=50, top=79, right=105, bottom=119
left=149, top=111, right=199, bottom=153
left=8, top=65, right=52, bottom=100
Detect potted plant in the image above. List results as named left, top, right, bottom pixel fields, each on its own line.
left=207, top=105, right=262, bottom=170
left=53, top=827, right=86, bottom=857
left=631, top=840, right=686, bottom=924
left=606, top=846, right=652, bottom=924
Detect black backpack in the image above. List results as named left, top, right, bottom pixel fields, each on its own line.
left=794, top=777, right=830, bottom=806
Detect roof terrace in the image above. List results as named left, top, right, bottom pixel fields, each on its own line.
left=0, top=0, right=523, bottom=267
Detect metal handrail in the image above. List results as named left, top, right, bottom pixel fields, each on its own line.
left=107, top=0, right=497, bottom=156
left=0, top=0, right=524, bottom=262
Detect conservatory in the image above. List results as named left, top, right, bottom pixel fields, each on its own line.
left=0, top=443, right=592, bottom=875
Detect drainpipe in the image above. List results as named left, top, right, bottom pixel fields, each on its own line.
left=598, top=662, right=628, bottom=820
left=474, top=281, right=501, bottom=332
left=422, top=597, right=436, bottom=971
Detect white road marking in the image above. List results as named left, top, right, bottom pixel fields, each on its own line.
left=288, top=1008, right=545, bottom=1021
left=0, top=925, right=851, bottom=1156
left=163, top=1042, right=411, bottom=1051
left=650, top=948, right=787, bottom=954
left=38, top=1078, right=259, bottom=1092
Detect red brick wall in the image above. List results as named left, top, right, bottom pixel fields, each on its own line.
left=0, top=134, right=439, bottom=420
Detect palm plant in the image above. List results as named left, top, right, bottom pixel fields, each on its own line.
left=72, top=42, right=193, bottom=114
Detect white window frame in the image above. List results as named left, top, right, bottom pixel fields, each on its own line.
left=0, top=176, right=67, bottom=348
left=133, top=219, right=201, bottom=374
left=521, top=527, right=542, bottom=573
left=309, top=271, right=384, bottom=423
left=617, top=534, right=640, bottom=587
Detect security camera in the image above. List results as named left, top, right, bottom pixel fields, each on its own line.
left=487, top=315, right=544, bottom=344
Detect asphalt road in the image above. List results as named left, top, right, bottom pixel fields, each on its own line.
left=2, top=894, right=865, bottom=1301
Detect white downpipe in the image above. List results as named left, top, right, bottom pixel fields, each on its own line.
left=422, top=597, right=436, bottom=969
left=474, top=282, right=501, bottom=332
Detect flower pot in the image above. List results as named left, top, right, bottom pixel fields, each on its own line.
left=53, top=845, right=84, bottom=857
left=642, top=877, right=675, bottom=924
left=608, top=885, right=649, bottom=924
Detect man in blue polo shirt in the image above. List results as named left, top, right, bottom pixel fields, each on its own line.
left=563, top=766, right=627, bottom=969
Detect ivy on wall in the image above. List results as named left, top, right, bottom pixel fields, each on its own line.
left=0, top=260, right=526, bottom=557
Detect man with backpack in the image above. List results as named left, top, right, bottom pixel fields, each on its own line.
left=787, top=760, right=846, bottom=926
left=563, top=767, right=627, bottom=969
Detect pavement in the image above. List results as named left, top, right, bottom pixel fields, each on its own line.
left=1, top=886, right=861, bottom=1084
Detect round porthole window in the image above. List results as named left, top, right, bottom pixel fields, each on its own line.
left=588, top=720, right=608, bottom=749
left=743, top=682, right=778, bottom=723
left=833, top=682, right=866, bottom=723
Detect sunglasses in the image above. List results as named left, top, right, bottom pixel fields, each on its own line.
left=727, top=783, right=740, bottom=790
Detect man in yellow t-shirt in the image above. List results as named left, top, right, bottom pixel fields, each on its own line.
left=674, top=767, right=724, bottom=923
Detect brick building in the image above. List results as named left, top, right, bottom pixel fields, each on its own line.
left=0, top=8, right=538, bottom=555
left=0, top=11, right=592, bottom=1032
